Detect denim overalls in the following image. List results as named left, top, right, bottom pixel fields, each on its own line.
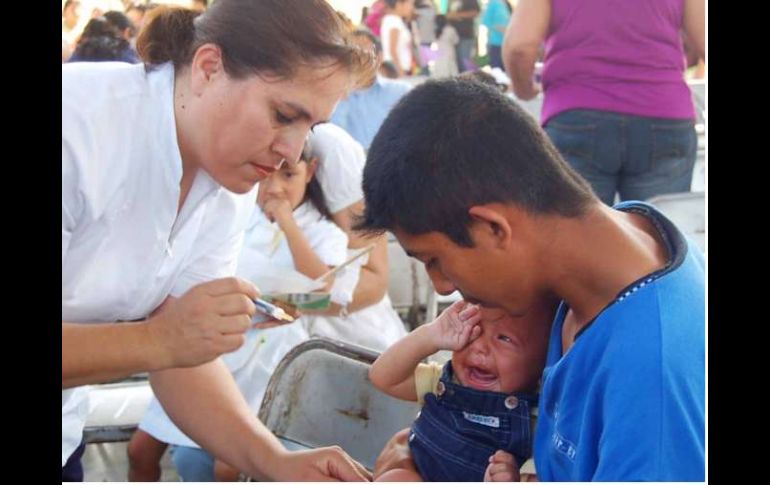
left=409, top=362, right=537, bottom=481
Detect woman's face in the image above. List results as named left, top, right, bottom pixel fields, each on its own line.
left=182, top=49, right=351, bottom=194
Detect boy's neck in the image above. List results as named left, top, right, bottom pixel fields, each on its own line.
left=542, top=203, right=669, bottom=334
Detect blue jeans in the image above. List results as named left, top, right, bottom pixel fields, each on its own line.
left=488, top=44, right=503, bottom=70
left=171, top=437, right=310, bottom=481
left=544, top=109, right=697, bottom=206
left=456, top=38, right=476, bottom=73
left=170, top=445, right=215, bottom=482
left=409, top=362, right=536, bottom=481
left=62, top=441, right=86, bottom=482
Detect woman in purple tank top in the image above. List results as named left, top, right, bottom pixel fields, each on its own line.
left=502, top=0, right=705, bottom=205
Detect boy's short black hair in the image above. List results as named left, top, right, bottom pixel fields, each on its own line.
left=356, top=77, right=596, bottom=246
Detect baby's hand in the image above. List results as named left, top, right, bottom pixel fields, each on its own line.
left=484, top=450, right=519, bottom=482
left=427, top=300, right=481, bottom=351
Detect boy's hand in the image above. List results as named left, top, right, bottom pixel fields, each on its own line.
left=426, top=300, right=481, bottom=351
left=484, top=450, right=519, bottom=482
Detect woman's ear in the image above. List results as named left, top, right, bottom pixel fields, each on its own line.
left=190, top=43, right=224, bottom=95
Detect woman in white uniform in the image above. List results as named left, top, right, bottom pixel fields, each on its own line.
left=130, top=142, right=350, bottom=481
left=61, top=0, right=374, bottom=481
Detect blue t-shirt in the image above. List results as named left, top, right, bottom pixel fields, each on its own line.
left=534, top=201, right=705, bottom=481
left=330, top=77, right=411, bottom=150
left=481, top=0, right=511, bottom=47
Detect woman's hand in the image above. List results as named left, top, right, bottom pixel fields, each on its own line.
left=271, top=447, right=372, bottom=482
left=147, top=277, right=259, bottom=368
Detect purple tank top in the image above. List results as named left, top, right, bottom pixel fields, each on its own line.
left=541, top=0, right=696, bottom=125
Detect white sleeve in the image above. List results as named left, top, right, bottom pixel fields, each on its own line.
left=309, top=123, right=365, bottom=214
left=62, top=140, right=80, bottom=265
left=304, top=220, right=349, bottom=267
left=62, top=98, right=93, bottom=265
left=170, top=188, right=258, bottom=296
left=327, top=247, right=374, bottom=306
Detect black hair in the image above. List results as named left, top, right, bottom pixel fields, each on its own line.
left=136, top=0, right=375, bottom=88
left=103, top=10, right=136, bottom=36
left=356, top=78, right=596, bottom=246
left=457, top=70, right=507, bottom=92
left=71, top=17, right=131, bottom=62
left=434, top=14, right=447, bottom=39
left=299, top=144, right=333, bottom=220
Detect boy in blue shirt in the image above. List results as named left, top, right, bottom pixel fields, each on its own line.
left=356, top=78, right=705, bottom=481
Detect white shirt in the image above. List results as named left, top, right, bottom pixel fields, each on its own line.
left=381, top=13, right=414, bottom=73
left=62, top=62, right=257, bottom=465
left=307, top=123, right=367, bottom=305
left=434, top=25, right=460, bottom=78
left=310, top=123, right=366, bottom=214
left=139, top=202, right=348, bottom=447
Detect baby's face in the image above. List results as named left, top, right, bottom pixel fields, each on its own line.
left=452, top=307, right=547, bottom=393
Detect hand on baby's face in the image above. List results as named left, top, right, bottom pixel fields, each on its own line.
left=429, top=300, right=482, bottom=351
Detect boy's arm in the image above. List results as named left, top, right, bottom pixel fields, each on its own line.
left=369, top=323, right=439, bottom=401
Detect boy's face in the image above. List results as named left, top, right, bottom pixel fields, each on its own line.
left=451, top=307, right=547, bottom=393
left=393, top=226, right=542, bottom=318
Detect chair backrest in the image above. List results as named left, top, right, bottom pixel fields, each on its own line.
left=388, top=233, right=464, bottom=323
left=258, top=338, right=421, bottom=470
left=387, top=234, right=433, bottom=311
left=646, top=191, right=705, bottom=252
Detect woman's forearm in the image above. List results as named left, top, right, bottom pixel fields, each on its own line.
left=150, top=359, right=288, bottom=480
left=62, top=321, right=168, bottom=388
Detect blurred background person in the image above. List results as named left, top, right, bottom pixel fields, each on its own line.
left=446, top=0, right=479, bottom=72
left=381, top=0, right=416, bottom=77
left=503, top=0, right=705, bottom=205
left=331, top=29, right=412, bottom=150
left=481, top=0, right=512, bottom=70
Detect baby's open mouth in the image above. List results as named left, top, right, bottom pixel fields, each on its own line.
left=465, top=366, right=498, bottom=389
